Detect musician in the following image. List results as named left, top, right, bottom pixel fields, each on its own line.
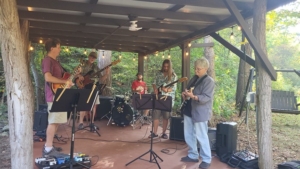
left=131, top=72, right=149, bottom=117
left=151, top=59, right=177, bottom=139
left=181, top=58, right=214, bottom=169
left=42, top=38, right=73, bottom=157
left=77, top=51, right=110, bottom=130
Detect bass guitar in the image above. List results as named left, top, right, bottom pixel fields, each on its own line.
left=75, top=59, right=121, bottom=89
left=158, top=77, right=188, bottom=95
left=51, top=60, right=83, bottom=94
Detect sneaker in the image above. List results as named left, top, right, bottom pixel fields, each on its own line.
left=42, top=147, right=67, bottom=158
left=148, top=133, right=158, bottom=138
left=78, top=123, right=84, bottom=130
left=199, top=162, right=211, bottom=169
left=161, top=133, right=168, bottom=139
left=181, top=156, right=199, bottom=162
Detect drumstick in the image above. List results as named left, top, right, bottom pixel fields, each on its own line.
left=87, top=83, right=96, bottom=103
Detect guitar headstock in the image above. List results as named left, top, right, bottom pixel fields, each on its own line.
left=190, top=87, right=195, bottom=92
left=178, top=77, right=188, bottom=82
left=111, top=59, right=121, bottom=65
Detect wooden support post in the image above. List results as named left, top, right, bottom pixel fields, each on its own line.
left=138, top=53, right=144, bottom=75
left=0, top=1, right=34, bottom=168
left=181, top=42, right=190, bottom=92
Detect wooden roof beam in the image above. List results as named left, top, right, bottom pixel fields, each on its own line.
left=136, top=0, right=252, bottom=10
left=17, top=0, right=219, bottom=22
left=18, top=11, right=200, bottom=32
left=29, top=21, right=181, bottom=39
left=29, top=28, right=169, bottom=44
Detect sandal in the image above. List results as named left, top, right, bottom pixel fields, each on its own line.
left=161, top=133, right=168, bottom=139
left=148, top=133, right=158, bottom=138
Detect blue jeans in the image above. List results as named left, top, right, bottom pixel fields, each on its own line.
left=184, top=115, right=211, bottom=163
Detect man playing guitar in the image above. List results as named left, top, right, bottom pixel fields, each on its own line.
left=151, top=59, right=177, bottom=139
left=131, top=72, right=149, bottom=117
left=42, top=38, right=73, bottom=157
left=77, top=52, right=110, bottom=130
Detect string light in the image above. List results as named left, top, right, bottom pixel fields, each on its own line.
left=155, top=52, right=158, bottom=56
left=84, top=49, right=87, bottom=55
left=102, top=51, right=105, bottom=58
left=66, top=47, right=69, bottom=52
left=119, top=52, right=122, bottom=59
left=39, top=40, right=43, bottom=44
left=237, top=26, right=241, bottom=31
left=168, top=50, right=171, bottom=58
left=188, top=42, right=191, bottom=48
left=185, top=51, right=189, bottom=56
left=162, top=52, right=165, bottom=58
left=144, top=56, right=147, bottom=60
left=133, top=58, right=136, bottom=61
left=29, top=46, right=34, bottom=51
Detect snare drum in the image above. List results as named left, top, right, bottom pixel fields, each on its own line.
left=112, top=103, right=133, bottom=126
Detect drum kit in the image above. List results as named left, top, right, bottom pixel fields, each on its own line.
left=102, top=87, right=151, bottom=129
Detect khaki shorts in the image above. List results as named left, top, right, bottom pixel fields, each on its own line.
left=47, top=102, right=67, bottom=124
left=152, top=109, right=170, bottom=120
left=95, top=95, right=100, bottom=105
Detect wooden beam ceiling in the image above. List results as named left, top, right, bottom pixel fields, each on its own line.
left=29, top=21, right=181, bottom=39
left=17, top=0, right=219, bottom=22
left=18, top=11, right=202, bottom=32
left=136, top=0, right=253, bottom=10
left=29, top=28, right=168, bottom=44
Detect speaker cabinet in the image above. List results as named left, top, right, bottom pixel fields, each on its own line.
left=170, top=117, right=218, bottom=151
left=38, top=104, right=48, bottom=111
left=33, top=110, right=48, bottom=131
left=216, top=122, right=237, bottom=157
left=170, top=116, right=184, bottom=141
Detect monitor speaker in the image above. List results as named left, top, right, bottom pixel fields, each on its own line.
left=169, top=116, right=184, bottom=141
left=33, top=110, right=48, bottom=131
left=216, top=122, right=237, bottom=157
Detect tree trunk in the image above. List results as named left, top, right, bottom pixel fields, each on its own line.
left=203, top=36, right=216, bottom=126
left=236, top=19, right=253, bottom=107
left=204, top=36, right=216, bottom=79
left=30, top=44, right=42, bottom=110
left=1, top=87, right=5, bottom=105
left=0, top=1, right=34, bottom=169
left=98, top=50, right=112, bottom=96
left=253, top=0, right=273, bottom=168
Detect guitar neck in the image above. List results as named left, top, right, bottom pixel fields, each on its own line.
left=159, top=80, right=178, bottom=89
left=90, top=63, right=112, bottom=77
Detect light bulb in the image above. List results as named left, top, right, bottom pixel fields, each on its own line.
left=230, top=32, right=234, bottom=39
left=144, top=56, right=147, bottom=59
left=185, top=52, right=189, bottom=56
left=39, top=40, right=43, bottom=44
left=188, top=43, right=191, bottom=47
left=237, top=26, right=241, bottom=31
left=29, top=46, right=34, bottom=51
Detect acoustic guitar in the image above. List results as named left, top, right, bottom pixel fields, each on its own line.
left=51, top=61, right=83, bottom=94
left=158, top=77, right=188, bottom=95
left=75, top=59, right=121, bottom=89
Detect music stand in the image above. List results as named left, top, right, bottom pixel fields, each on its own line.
left=126, top=94, right=172, bottom=169
left=81, top=83, right=106, bottom=136
left=50, top=88, right=98, bottom=169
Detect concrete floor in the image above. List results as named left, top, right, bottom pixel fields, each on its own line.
left=33, top=120, right=233, bottom=169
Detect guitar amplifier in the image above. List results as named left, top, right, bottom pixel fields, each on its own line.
left=169, top=116, right=184, bottom=141
left=170, top=116, right=217, bottom=151
left=216, top=122, right=237, bottom=157
left=33, top=110, right=48, bottom=131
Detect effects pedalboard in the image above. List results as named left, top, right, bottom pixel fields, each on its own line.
left=35, top=153, right=91, bottom=169
left=233, top=150, right=258, bottom=162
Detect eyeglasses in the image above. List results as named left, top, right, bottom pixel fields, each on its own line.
left=194, top=68, right=203, bottom=71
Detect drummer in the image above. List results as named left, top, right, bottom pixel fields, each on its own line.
left=131, top=72, right=149, bottom=117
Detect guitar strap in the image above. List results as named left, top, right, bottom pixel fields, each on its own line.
left=182, top=74, right=208, bottom=117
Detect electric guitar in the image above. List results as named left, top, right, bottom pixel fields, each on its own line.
left=51, top=60, right=83, bottom=94
left=157, top=77, right=188, bottom=95
left=180, top=87, right=194, bottom=110
left=75, top=59, right=121, bottom=89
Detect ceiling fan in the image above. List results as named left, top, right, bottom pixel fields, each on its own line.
left=128, top=15, right=143, bottom=31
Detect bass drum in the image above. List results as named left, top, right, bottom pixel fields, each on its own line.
left=112, top=103, right=133, bottom=126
